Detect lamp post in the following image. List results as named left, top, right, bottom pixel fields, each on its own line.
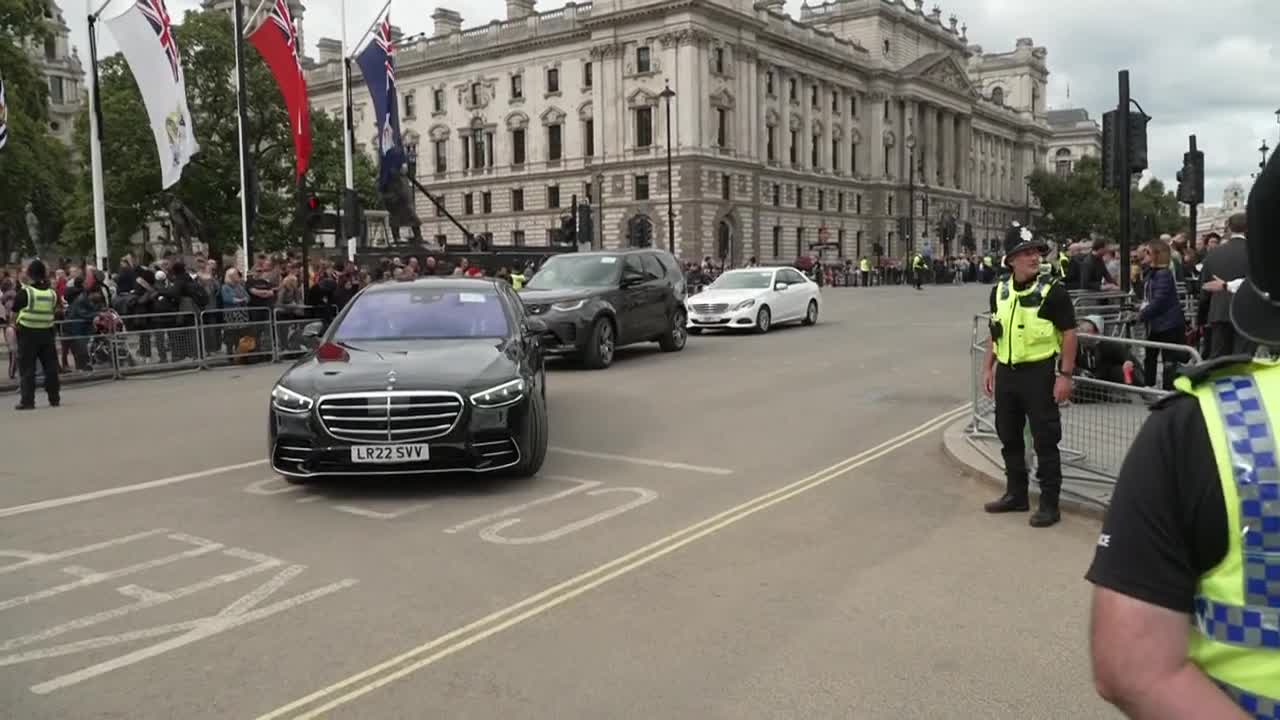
left=1275, top=107, right=1279, bottom=143
left=1262, top=140, right=1272, bottom=171
left=406, top=145, right=418, bottom=204
left=596, top=171, right=605, bottom=250
left=660, top=80, right=676, bottom=256
left=905, top=135, right=916, bottom=258
left=1024, top=175, right=1033, bottom=226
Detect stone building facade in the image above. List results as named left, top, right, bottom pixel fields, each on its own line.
left=21, top=0, right=85, bottom=146
left=1045, top=108, right=1101, bottom=177
left=307, top=0, right=1056, bottom=261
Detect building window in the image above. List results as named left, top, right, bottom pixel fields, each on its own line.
left=838, top=229, right=846, bottom=257
left=851, top=142, right=858, bottom=175
left=433, top=140, right=447, bottom=173
left=512, top=128, right=526, bottom=165
left=856, top=193, right=862, bottom=214
left=789, top=78, right=797, bottom=102
left=511, top=74, right=523, bottom=99
left=548, top=185, right=561, bottom=208
left=888, top=196, right=894, bottom=215
left=832, top=90, right=840, bottom=113
left=811, top=136, right=820, bottom=167
left=832, top=139, right=840, bottom=172
left=789, top=131, right=798, bottom=164
left=548, top=124, right=563, bottom=161
left=48, top=77, right=64, bottom=104
left=435, top=233, right=448, bottom=246
left=585, top=119, right=595, bottom=157
left=767, top=127, right=776, bottom=162
left=546, top=228, right=558, bottom=245
left=637, top=46, right=651, bottom=73
left=796, top=228, right=805, bottom=257
left=512, top=230, right=526, bottom=247
left=811, top=86, right=819, bottom=108
left=838, top=192, right=844, bottom=213
left=482, top=191, right=492, bottom=214
left=635, top=107, right=653, bottom=148
left=512, top=188, right=524, bottom=212
left=851, top=95, right=858, bottom=117
left=772, top=226, right=782, bottom=258
left=44, top=38, right=56, bottom=61
left=471, top=130, right=492, bottom=168
left=714, top=47, right=725, bottom=74
left=766, top=71, right=775, bottom=96
left=884, top=144, right=891, bottom=175
left=464, top=193, right=474, bottom=215
left=818, top=190, right=825, bottom=211
left=433, top=88, right=444, bottom=113
left=856, top=229, right=864, bottom=257
left=635, top=174, right=649, bottom=201
left=773, top=184, right=780, bottom=207
left=547, top=68, right=560, bottom=94
left=796, top=187, right=804, bottom=209
left=403, top=92, right=416, bottom=118
left=716, top=109, right=728, bottom=148
left=584, top=182, right=593, bottom=204
left=436, top=196, right=445, bottom=217
left=991, top=87, right=1003, bottom=106
left=1056, top=160, right=1072, bottom=177
left=722, top=173, right=731, bottom=201
left=461, top=136, right=471, bottom=169
left=883, top=39, right=890, bottom=55
left=584, top=62, right=593, bottom=88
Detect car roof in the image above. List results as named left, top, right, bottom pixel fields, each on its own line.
left=549, top=248, right=665, bottom=258
left=362, top=277, right=504, bottom=294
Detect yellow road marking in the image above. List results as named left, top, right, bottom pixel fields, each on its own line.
left=257, top=405, right=968, bottom=719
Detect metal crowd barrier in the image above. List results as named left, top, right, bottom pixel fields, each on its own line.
left=1, top=305, right=329, bottom=393
left=965, top=313, right=1203, bottom=506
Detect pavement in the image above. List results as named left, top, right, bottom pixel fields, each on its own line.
left=0, top=284, right=1116, bottom=719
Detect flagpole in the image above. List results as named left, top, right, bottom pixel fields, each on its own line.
left=340, top=0, right=354, bottom=194
left=349, top=0, right=393, bottom=57
left=86, top=12, right=110, bottom=270
left=232, top=0, right=253, bottom=271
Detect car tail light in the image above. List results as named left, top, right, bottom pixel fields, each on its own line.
left=316, top=342, right=349, bottom=362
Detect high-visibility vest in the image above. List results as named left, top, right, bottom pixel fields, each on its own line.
left=1175, top=362, right=1280, bottom=716
left=859, top=259, right=870, bottom=272
left=992, top=276, right=1061, bottom=365
left=913, top=255, right=925, bottom=270
left=16, top=286, right=57, bottom=330
left=1058, top=253, right=1070, bottom=277
left=510, top=272, right=525, bottom=290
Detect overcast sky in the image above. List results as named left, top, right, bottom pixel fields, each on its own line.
left=72, top=0, right=1280, bottom=205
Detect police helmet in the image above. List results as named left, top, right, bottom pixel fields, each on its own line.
left=1002, top=222, right=1049, bottom=265
left=1230, top=151, right=1280, bottom=347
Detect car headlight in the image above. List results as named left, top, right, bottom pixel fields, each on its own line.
left=732, top=299, right=756, bottom=311
left=271, top=384, right=314, bottom=414
left=552, top=299, right=586, bottom=312
left=470, top=378, right=526, bottom=408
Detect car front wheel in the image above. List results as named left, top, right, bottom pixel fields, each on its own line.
left=755, top=306, right=772, bottom=334
left=659, top=308, right=687, bottom=352
left=510, top=389, right=548, bottom=478
left=803, top=299, right=819, bottom=326
left=581, top=317, right=616, bottom=369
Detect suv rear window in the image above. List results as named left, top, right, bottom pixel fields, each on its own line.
left=640, top=254, right=665, bottom=279
left=654, top=252, right=679, bottom=276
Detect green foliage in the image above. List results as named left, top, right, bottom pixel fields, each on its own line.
left=61, top=8, right=377, bottom=259
left=1028, top=155, right=1188, bottom=244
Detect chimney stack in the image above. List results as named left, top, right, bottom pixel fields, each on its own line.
left=507, top=0, right=535, bottom=20
left=432, top=8, right=462, bottom=37
left=316, top=37, right=342, bottom=64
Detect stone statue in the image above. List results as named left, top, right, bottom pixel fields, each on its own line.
left=24, top=202, right=44, bottom=257
left=380, top=165, right=423, bottom=246
left=167, top=198, right=203, bottom=254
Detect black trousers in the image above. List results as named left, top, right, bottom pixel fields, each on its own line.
left=994, top=359, right=1062, bottom=502
left=17, top=326, right=61, bottom=407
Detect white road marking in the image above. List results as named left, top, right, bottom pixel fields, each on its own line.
left=548, top=447, right=734, bottom=476
left=0, top=529, right=169, bottom=575
left=331, top=503, right=433, bottom=520
left=295, top=496, right=323, bottom=504
left=0, top=534, right=223, bottom=611
left=442, top=476, right=598, bottom=534
left=244, top=477, right=304, bottom=496
left=0, top=460, right=268, bottom=518
left=479, top=487, right=659, bottom=545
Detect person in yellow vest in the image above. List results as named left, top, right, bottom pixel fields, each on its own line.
left=912, top=253, right=926, bottom=290
left=982, top=222, right=1078, bottom=527
left=859, top=256, right=871, bottom=287
left=1086, top=152, right=1280, bottom=718
left=510, top=268, right=526, bottom=290
left=12, top=258, right=61, bottom=410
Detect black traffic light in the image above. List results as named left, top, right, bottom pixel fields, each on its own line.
left=576, top=204, right=594, bottom=248
left=1101, top=109, right=1151, bottom=189
left=1177, top=150, right=1205, bottom=205
left=341, top=189, right=364, bottom=239
left=896, top=216, right=911, bottom=244
left=555, top=213, right=576, bottom=245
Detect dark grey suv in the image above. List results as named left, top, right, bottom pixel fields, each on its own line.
left=518, top=249, right=688, bottom=369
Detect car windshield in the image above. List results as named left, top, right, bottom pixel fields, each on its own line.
left=711, top=271, right=775, bottom=290
left=332, top=287, right=509, bottom=341
left=526, top=255, right=621, bottom=290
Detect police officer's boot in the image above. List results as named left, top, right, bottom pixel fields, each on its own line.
left=1029, top=495, right=1061, bottom=528
left=983, top=487, right=1030, bottom=513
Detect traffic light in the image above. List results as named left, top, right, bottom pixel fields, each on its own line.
left=1101, top=109, right=1151, bottom=189
left=896, top=216, right=911, bottom=244
left=341, top=189, right=364, bottom=240
left=576, top=204, right=594, bottom=248
left=1177, top=150, right=1205, bottom=205
left=555, top=213, right=576, bottom=245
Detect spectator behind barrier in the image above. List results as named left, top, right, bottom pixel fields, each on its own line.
left=1074, top=315, right=1144, bottom=395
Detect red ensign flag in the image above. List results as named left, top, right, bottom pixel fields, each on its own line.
left=248, top=0, right=311, bottom=177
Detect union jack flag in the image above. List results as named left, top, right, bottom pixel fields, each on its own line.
left=137, top=0, right=181, bottom=84
left=266, top=0, right=302, bottom=73
left=374, top=16, right=395, bottom=91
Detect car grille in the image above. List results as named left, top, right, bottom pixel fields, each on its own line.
left=317, top=392, right=463, bottom=442
left=690, top=303, right=730, bottom=314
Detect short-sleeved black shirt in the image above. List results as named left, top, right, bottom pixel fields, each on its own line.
left=987, top=278, right=1077, bottom=332
left=1085, top=393, right=1228, bottom=613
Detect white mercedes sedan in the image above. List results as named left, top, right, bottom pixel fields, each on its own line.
left=685, top=266, right=821, bottom=334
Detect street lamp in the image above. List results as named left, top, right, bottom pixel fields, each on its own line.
left=659, top=80, right=676, bottom=256
left=1024, top=175, right=1033, bottom=226
left=1262, top=140, right=1271, bottom=171
left=596, top=171, right=605, bottom=250
left=905, top=135, right=916, bottom=258
left=1275, top=107, right=1279, bottom=143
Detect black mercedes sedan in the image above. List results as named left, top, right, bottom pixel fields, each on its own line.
left=268, top=278, right=548, bottom=481
left=518, top=249, right=687, bottom=369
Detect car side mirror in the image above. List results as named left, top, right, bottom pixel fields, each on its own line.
left=301, top=321, right=324, bottom=351
left=524, top=316, right=548, bottom=336
left=775, top=282, right=788, bottom=291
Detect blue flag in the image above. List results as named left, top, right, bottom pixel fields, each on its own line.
left=356, top=14, right=401, bottom=190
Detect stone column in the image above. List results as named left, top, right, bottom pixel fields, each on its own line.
left=756, top=61, right=769, bottom=163
left=941, top=110, right=955, bottom=189
left=868, top=92, right=886, bottom=180
left=958, top=115, right=972, bottom=192
left=800, top=75, right=813, bottom=171
left=923, top=104, right=938, bottom=186
left=887, top=96, right=901, bottom=180
left=855, top=93, right=870, bottom=177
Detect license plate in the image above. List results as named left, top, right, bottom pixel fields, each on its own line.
left=350, top=444, right=429, bottom=463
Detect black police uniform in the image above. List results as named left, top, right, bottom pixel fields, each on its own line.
left=12, top=276, right=62, bottom=410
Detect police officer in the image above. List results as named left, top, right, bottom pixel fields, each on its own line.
left=12, top=258, right=61, bottom=410
left=912, top=252, right=926, bottom=290
left=859, top=256, right=871, bottom=287
left=982, top=222, right=1078, bottom=527
left=1086, top=152, right=1280, bottom=718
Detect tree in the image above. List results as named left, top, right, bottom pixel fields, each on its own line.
left=1028, top=155, right=1188, bottom=245
left=0, top=0, right=75, bottom=261
left=62, top=8, right=376, bottom=260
